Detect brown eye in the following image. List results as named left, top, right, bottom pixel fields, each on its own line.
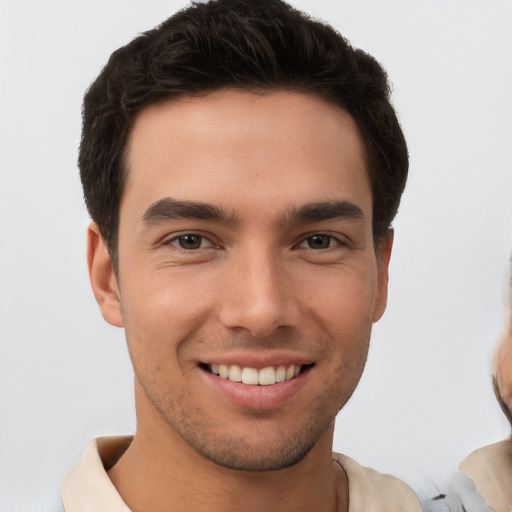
left=175, top=234, right=204, bottom=250
left=305, top=234, right=332, bottom=249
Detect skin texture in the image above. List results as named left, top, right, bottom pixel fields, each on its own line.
left=88, top=90, right=393, bottom=512
left=494, top=315, right=512, bottom=419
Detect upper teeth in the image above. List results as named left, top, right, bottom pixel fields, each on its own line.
left=209, top=364, right=301, bottom=386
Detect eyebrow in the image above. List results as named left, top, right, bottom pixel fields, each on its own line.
left=141, top=198, right=238, bottom=225
left=279, top=200, right=365, bottom=225
left=141, top=197, right=364, bottom=227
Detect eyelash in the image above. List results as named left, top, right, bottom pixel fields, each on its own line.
left=297, top=233, right=344, bottom=250
left=164, top=233, right=218, bottom=251
left=162, top=232, right=345, bottom=251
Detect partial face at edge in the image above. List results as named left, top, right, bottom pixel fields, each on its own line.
left=495, top=317, right=512, bottom=419
left=89, top=89, right=392, bottom=470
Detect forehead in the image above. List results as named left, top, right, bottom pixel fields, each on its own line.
left=122, top=89, right=371, bottom=217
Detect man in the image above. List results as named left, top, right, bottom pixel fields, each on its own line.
left=62, top=0, right=421, bottom=510
left=451, top=272, right=512, bottom=512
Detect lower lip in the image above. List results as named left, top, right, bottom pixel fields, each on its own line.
left=201, top=367, right=310, bottom=410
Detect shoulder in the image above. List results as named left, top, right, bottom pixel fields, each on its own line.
left=62, top=437, right=133, bottom=512
left=333, top=453, right=422, bottom=512
left=455, top=440, right=512, bottom=512
left=459, top=439, right=512, bottom=475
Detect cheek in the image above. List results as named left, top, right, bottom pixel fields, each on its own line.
left=496, top=333, right=512, bottom=403
left=305, top=266, right=375, bottom=387
left=308, top=264, right=377, bottom=334
left=127, top=265, right=216, bottom=321
left=119, top=270, right=217, bottom=370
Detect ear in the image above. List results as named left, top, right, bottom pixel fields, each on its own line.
left=87, top=222, right=124, bottom=327
left=372, top=231, right=394, bottom=323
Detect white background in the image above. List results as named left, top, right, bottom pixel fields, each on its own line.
left=1, top=1, right=511, bottom=510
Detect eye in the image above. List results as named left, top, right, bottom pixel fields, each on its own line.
left=299, top=234, right=338, bottom=250
left=169, top=234, right=213, bottom=250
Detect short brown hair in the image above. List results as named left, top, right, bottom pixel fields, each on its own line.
left=79, top=0, right=408, bottom=271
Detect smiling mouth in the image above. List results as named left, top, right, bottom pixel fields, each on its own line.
left=202, top=363, right=314, bottom=386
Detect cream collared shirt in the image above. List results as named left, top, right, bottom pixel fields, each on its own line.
left=456, top=440, right=512, bottom=512
left=62, top=437, right=422, bottom=512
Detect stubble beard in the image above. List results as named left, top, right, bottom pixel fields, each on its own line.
left=128, top=323, right=371, bottom=472
left=174, top=407, right=331, bottom=472
left=137, top=369, right=354, bottom=472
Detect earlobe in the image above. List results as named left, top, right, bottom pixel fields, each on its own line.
left=87, top=222, right=124, bottom=328
left=373, top=231, right=394, bottom=323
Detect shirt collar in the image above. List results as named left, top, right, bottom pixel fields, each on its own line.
left=62, top=437, right=421, bottom=512
left=62, top=437, right=133, bottom=512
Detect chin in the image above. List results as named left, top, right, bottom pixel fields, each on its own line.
left=170, top=404, right=338, bottom=472
left=190, top=432, right=318, bottom=472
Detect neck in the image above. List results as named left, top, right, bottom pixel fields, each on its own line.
left=108, top=394, right=347, bottom=512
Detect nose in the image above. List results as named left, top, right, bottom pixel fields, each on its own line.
left=218, top=248, right=301, bottom=338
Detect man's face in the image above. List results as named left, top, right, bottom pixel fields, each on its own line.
left=90, top=90, right=392, bottom=471
left=495, top=323, right=512, bottom=414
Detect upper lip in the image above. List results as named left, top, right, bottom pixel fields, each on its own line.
left=198, top=351, right=314, bottom=369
